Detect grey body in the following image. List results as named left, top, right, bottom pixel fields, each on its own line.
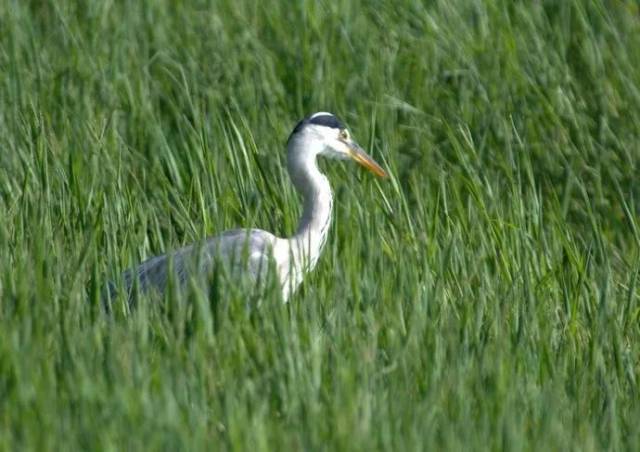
left=117, top=229, right=276, bottom=298
left=104, top=112, right=385, bottom=305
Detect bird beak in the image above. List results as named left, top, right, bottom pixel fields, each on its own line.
left=345, top=141, right=387, bottom=178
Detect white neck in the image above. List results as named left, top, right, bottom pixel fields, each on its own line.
left=287, top=137, right=333, bottom=273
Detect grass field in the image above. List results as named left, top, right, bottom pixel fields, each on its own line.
left=1, top=0, right=640, bottom=450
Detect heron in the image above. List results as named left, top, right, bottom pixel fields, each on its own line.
left=104, top=112, right=386, bottom=306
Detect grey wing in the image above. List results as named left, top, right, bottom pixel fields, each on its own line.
left=200, top=228, right=277, bottom=282
left=103, top=229, right=277, bottom=305
left=105, top=247, right=191, bottom=303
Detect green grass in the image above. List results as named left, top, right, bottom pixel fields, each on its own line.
left=1, top=0, right=639, bottom=449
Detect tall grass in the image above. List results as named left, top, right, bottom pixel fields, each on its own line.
left=1, top=0, right=639, bottom=449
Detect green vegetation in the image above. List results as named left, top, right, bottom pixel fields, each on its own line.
left=1, top=0, right=639, bottom=449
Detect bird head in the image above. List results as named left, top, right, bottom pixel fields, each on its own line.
left=287, top=112, right=387, bottom=178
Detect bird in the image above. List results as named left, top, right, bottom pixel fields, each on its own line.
left=104, top=112, right=386, bottom=307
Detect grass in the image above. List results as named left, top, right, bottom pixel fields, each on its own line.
left=1, top=0, right=639, bottom=449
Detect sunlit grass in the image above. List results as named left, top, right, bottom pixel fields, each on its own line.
left=1, top=0, right=639, bottom=449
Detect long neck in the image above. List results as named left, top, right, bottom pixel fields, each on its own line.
left=288, top=145, right=333, bottom=272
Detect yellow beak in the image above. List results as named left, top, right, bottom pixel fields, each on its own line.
left=346, top=141, right=387, bottom=178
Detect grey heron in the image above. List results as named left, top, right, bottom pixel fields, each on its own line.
left=105, top=112, right=386, bottom=306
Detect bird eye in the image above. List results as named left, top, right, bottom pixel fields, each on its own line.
left=340, top=129, right=349, bottom=140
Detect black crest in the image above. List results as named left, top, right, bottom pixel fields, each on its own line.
left=308, top=113, right=344, bottom=129
left=289, top=113, right=345, bottom=140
